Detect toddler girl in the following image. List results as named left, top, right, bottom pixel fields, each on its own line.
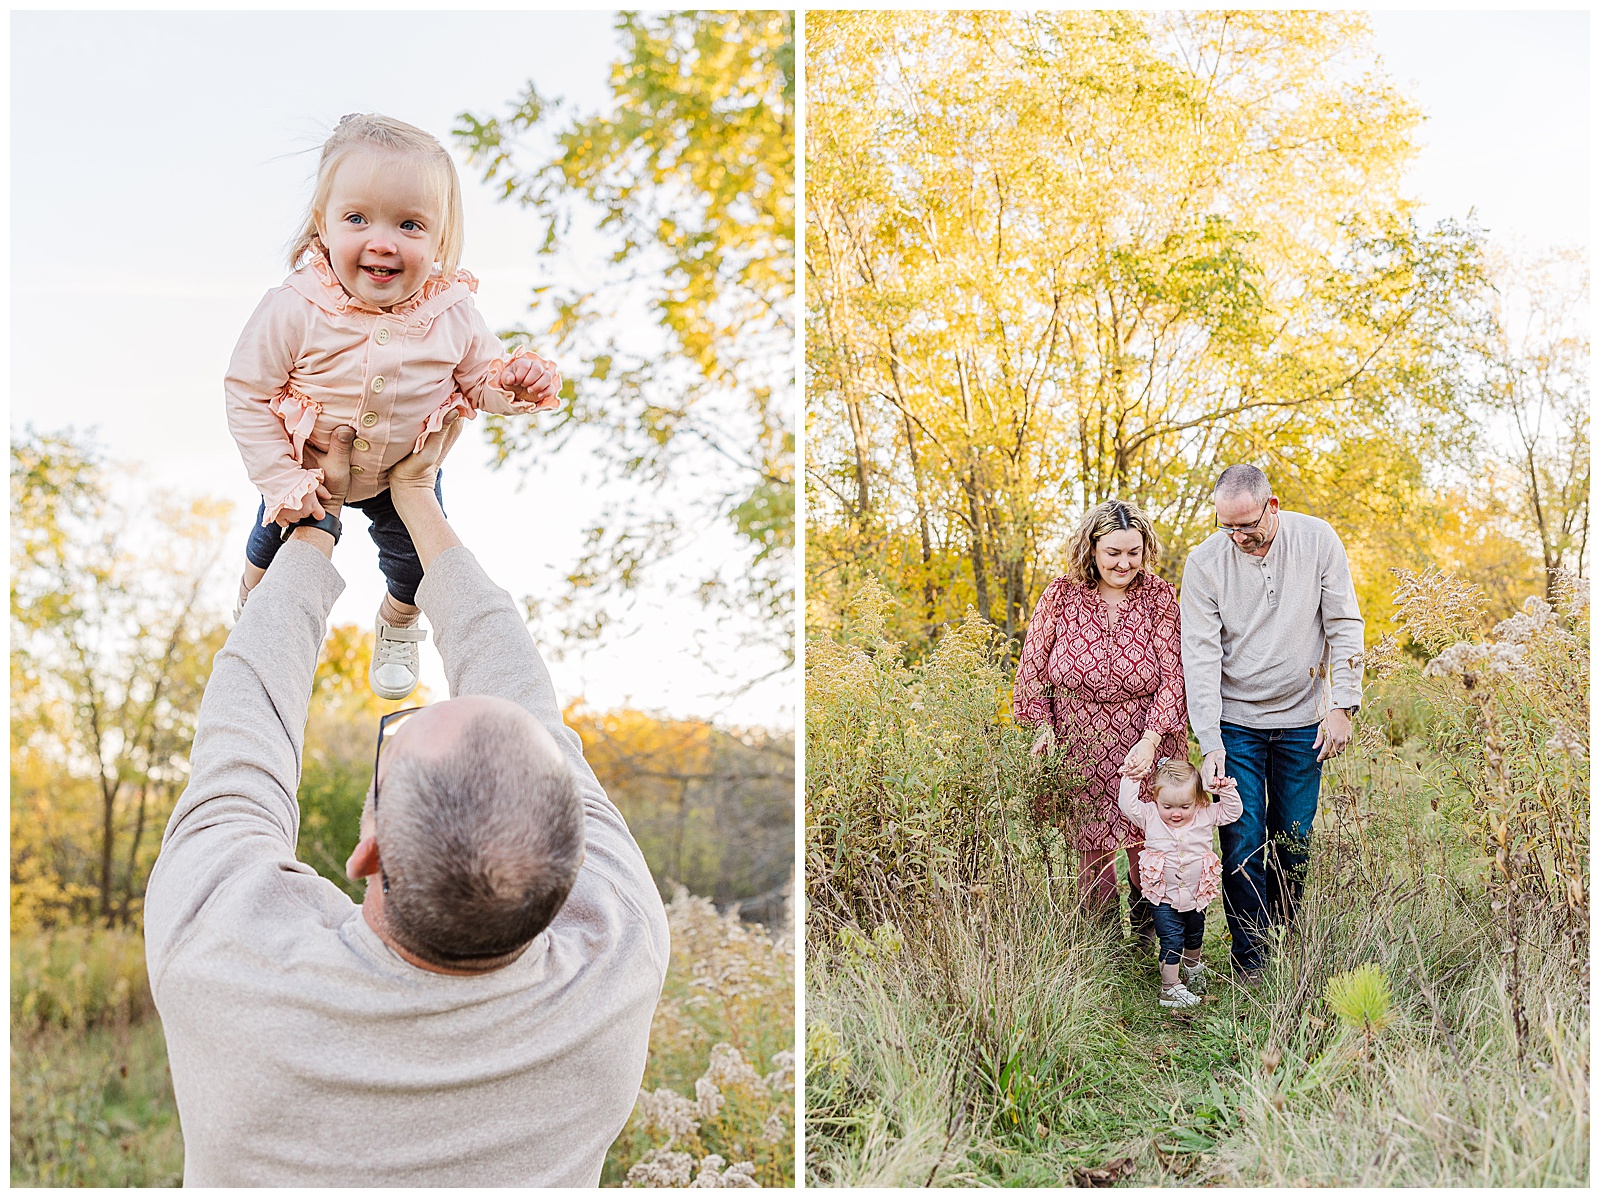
left=225, top=114, right=561, bottom=699
left=1117, top=758, right=1242, bottom=1009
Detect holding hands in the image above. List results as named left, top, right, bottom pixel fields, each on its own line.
left=1118, top=731, right=1160, bottom=779
left=501, top=352, right=563, bottom=410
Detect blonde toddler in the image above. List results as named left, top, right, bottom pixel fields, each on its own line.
left=1117, top=758, right=1243, bottom=1009
left=227, top=114, right=561, bottom=699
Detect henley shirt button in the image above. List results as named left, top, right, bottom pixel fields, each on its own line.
left=375, top=327, right=391, bottom=345
left=361, top=412, right=378, bottom=427
left=351, top=465, right=365, bottom=474
left=371, top=376, right=386, bottom=393
left=353, top=437, right=370, bottom=452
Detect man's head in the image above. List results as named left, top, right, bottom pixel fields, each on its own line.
left=347, top=696, right=585, bottom=971
left=1212, top=464, right=1279, bottom=555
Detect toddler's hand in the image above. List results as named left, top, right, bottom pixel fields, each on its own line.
left=502, top=353, right=563, bottom=410
left=273, top=485, right=331, bottom=527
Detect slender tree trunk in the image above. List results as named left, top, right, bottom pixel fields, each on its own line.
left=120, top=780, right=151, bottom=926
left=99, top=774, right=119, bottom=927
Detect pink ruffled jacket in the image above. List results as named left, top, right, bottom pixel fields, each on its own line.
left=1116, top=776, right=1242, bottom=912
left=226, top=255, right=548, bottom=525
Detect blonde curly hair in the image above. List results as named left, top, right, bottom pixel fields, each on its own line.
left=287, top=113, right=465, bottom=279
left=1151, top=757, right=1210, bottom=807
left=1064, top=498, right=1160, bottom=586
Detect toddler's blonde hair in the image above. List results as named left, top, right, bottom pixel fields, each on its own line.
left=1065, top=498, right=1161, bottom=585
left=1151, top=757, right=1210, bottom=807
left=288, top=114, right=465, bottom=279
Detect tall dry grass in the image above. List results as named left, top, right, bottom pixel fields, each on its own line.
left=804, top=571, right=1589, bottom=1187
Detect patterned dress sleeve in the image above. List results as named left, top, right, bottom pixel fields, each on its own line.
left=1144, top=577, right=1187, bottom=738
left=1013, top=578, right=1067, bottom=727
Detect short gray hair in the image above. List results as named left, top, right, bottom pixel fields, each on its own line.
left=1214, top=464, right=1272, bottom=506
left=378, top=709, right=585, bottom=965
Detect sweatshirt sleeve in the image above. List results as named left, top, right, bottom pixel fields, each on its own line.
left=1320, top=526, right=1366, bottom=712
left=1013, top=579, right=1065, bottom=728
left=1180, top=549, right=1227, bottom=756
left=1144, top=579, right=1187, bottom=738
left=224, top=288, right=326, bottom=525
left=415, top=546, right=668, bottom=974
left=1116, top=777, right=1150, bottom=829
left=144, top=543, right=344, bottom=986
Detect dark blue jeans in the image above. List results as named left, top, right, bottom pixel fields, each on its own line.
left=1217, top=722, right=1323, bottom=972
left=1150, top=903, right=1205, bottom=966
left=245, top=472, right=445, bottom=607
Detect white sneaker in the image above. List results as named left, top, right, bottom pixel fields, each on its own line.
left=1159, top=982, right=1202, bottom=1009
left=1182, top=962, right=1208, bottom=994
left=370, top=613, right=426, bottom=700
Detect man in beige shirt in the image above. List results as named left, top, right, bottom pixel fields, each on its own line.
left=1180, top=464, right=1363, bottom=980
left=144, top=419, right=668, bottom=1185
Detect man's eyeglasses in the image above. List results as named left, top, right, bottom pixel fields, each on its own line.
left=1216, top=502, right=1273, bottom=535
left=371, top=706, right=425, bottom=893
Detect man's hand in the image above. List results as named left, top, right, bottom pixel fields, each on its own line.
left=273, top=427, right=353, bottom=526
left=501, top=353, right=562, bottom=410
left=297, top=426, right=354, bottom=515
left=1201, top=749, right=1227, bottom=790
left=285, top=427, right=355, bottom=558
left=1315, top=707, right=1353, bottom=762
left=389, top=411, right=466, bottom=503
left=1029, top=726, right=1055, bottom=759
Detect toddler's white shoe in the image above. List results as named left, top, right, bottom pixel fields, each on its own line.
left=1159, top=982, right=1202, bottom=1009
left=370, top=613, right=426, bottom=700
left=1182, top=962, right=1208, bottom=994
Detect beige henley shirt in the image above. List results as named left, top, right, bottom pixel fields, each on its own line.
left=1179, top=510, right=1365, bottom=756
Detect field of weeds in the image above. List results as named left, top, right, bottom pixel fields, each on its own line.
left=805, top=572, right=1589, bottom=1186
left=10, top=891, right=794, bottom=1187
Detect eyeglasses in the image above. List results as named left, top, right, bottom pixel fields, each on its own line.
left=1216, top=502, right=1273, bottom=535
left=372, top=706, right=425, bottom=893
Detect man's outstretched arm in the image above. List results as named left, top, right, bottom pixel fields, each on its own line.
left=144, top=429, right=355, bottom=982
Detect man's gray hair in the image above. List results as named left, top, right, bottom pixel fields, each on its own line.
left=1214, top=464, right=1272, bottom=506
left=378, top=709, right=585, bottom=965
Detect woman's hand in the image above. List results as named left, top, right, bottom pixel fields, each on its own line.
left=1119, top=733, right=1158, bottom=779
left=1029, top=726, right=1056, bottom=758
left=501, top=353, right=563, bottom=410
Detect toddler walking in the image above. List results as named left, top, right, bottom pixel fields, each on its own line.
left=226, top=114, right=561, bottom=699
left=1117, top=758, right=1242, bottom=1009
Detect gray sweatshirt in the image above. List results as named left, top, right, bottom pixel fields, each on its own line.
left=1179, top=511, right=1364, bottom=755
left=144, top=541, right=668, bottom=1186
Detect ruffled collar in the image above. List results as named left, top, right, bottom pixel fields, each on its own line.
left=287, top=247, right=478, bottom=320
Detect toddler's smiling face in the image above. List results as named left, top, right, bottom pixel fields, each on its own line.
left=316, top=147, right=443, bottom=311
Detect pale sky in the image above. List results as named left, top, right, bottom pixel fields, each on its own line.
left=10, top=10, right=794, bottom=729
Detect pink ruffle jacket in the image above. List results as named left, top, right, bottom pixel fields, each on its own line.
left=224, top=252, right=557, bottom=524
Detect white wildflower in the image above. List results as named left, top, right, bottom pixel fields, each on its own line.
left=637, top=1086, right=699, bottom=1143
left=688, top=1156, right=759, bottom=1188
left=1485, top=642, right=1534, bottom=681
left=1423, top=642, right=1488, bottom=678
left=704, top=1042, right=764, bottom=1092
left=765, top=1050, right=796, bottom=1095
left=1546, top=723, right=1588, bottom=760
left=1492, top=612, right=1537, bottom=644
left=627, top=1148, right=695, bottom=1187
left=695, top=1075, right=724, bottom=1120
left=763, top=1106, right=788, bottom=1144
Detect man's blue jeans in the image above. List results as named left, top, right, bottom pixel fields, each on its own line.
left=1217, top=722, right=1323, bottom=972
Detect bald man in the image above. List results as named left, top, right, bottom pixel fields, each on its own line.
left=144, top=420, right=669, bottom=1186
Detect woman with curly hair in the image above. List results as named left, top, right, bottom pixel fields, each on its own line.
left=1012, top=499, right=1187, bottom=943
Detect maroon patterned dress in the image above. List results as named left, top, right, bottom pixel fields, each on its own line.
left=1012, top=573, right=1187, bottom=852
